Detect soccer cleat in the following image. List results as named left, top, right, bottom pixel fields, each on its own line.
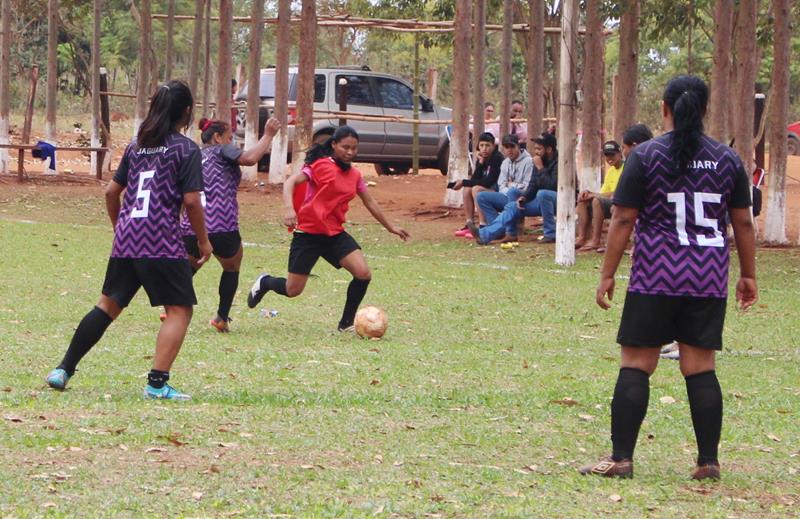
left=46, top=368, right=71, bottom=390
left=579, top=456, right=634, bottom=478
left=660, top=342, right=680, bottom=360
left=691, top=462, right=720, bottom=481
left=210, top=317, right=231, bottom=333
left=247, top=273, right=269, bottom=308
left=143, top=383, right=191, bottom=401
left=338, top=324, right=355, bottom=333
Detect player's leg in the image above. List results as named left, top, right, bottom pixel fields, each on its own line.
left=210, top=232, right=244, bottom=332
left=247, top=232, right=316, bottom=308
left=337, top=248, right=371, bottom=331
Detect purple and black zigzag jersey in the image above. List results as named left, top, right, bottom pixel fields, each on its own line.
left=614, top=132, right=751, bottom=298
left=181, top=143, right=242, bottom=235
left=111, top=133, right=203, bottom=259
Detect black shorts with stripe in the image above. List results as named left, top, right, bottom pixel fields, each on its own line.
left=102, top=257, right=197, bottom=308
left=288, top=231, right=361, bottom=275
left=183, top=230, right=242, bottom=259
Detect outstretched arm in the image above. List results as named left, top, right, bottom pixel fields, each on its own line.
left=596, top=205, right=638, bottom=309
left=238, top=118, right=281, bottom=166
left=357, top=190, right=410, bottom=241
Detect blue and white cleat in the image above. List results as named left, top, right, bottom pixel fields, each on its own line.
left=143, top=383, right=191, bottom=401
left=46, top=368, right=71, bottom=390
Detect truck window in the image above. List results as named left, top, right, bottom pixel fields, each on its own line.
left=335, top=75, right=377, bottom=107
left=375, top=77, right=414, bottom=110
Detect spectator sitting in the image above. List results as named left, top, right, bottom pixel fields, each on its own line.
left=474, top=134, right=533, bottom=225
left=454, top=132, right=505, bottom=237
left=486, top=100, right=528, bottom=146
left=468, top=132, right=558, bottom=244
left=575, top=140, right=625, bottom=251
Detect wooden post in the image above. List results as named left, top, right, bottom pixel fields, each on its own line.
left=733, top=0, right=758, bottom=176
left=555, top=0, right=578, bottom=266
left=291, top=0, right=317, bottom=177
left=579, top=0, right=603, bottom=192
left=46, top=0, right=59, bottom=143
left=471, top=0, right=486, bottom=145
left=412, top=34, right=419, bottom=174
left=754, top=93, right=765, bottom=169
left=242, top=0, right=264, bottom=182
left=100, top=67, right=111, bottom=172
left=0, top=0, right=12, bottom=174
left=18, top=66, right=40, bottom=181
left=764, top=0, right=791, bottom=244
left=202, top=0, right=211, bottom=118
left=165, top=0, right=175, bottom=80
left=216, top=0, right=233, bottom=125
left=611, top=0, right=639, bottom=141
left=426, top=67, right=439, bottom=102
left=499, top=0, right=513, bottom=138
left=134, top=0, right=152, bottom=136
left=443, top=0, right=471, bottom=208
left=338, top=78, right=348, bottom=126
left=268, top=0, right=291, bottom=184
left=91, top=0, right=102, bottom=179
left=186, top=0, right=203, bottom=138
left=526, top=0, right=544, bottom=139
left=708, top=0, right=734, bottom=142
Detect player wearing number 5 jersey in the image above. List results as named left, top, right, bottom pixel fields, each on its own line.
left=46, top=80, right=211, bottom=401
left=581, top=76, right=757, bottom=480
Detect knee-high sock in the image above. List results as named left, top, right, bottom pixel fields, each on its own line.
left=217, top=271, right=239, bottom=321
left=339, top=278, right=370, bottom=329
left=260, top=275, right=288, bottom=296
left=611, top=367, right=650, bottom=461
left=57, top=306, right=114, bottom=376
left=685, top=370, right=723, bottom=466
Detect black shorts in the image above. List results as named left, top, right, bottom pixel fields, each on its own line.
left=617, top=292, right=727, bottom=350
left=102, top=257, right=197, bottom=308
left=288, top=231, right=361, bottom=275
left=587, top=196, right=613, bottom=220
left=184, top=230, right=242, bottom=259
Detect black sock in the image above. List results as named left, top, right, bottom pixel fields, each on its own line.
left=217, top=271, right=239, bottom=321
left=260, top=275, right=288, bottom=296
left=57, top=306, right=114, bottom=376
left=610, top=367, right=650, bottom=461
left=339, top=277, right=370, bottom=329
left=147, top=369, right=170, bottom=389
left=685, top=370, right=723, bottom=466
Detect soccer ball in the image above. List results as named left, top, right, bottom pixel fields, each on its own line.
left=354, top=306, right=388, bottom=339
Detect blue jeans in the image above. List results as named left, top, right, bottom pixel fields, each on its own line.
left=478, top=189, right=557, bottom=243
left=476, top=189, right=523, bottom=224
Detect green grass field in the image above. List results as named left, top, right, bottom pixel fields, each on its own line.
left=1, top=188, right=798, bottom=518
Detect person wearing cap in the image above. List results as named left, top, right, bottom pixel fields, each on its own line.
left=474, top=133, right=533, bottom=226
left=576, top=140, right=624, bottom=251
left=468, top=132, right=558, bottom=244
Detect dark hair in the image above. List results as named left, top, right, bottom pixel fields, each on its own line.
left=478, top=132, right=496, bottom=144
left=231, top=79, right=237, bottom=87
left=198, top=118, right=229, bottom=144
left=663, top=75, right=708, bottom=175
left=622, top=123, right=654, bottom=146
left=137, top=80, right=193, bottom=148
left=304, top=125, right=360, bottom=165
left=511, top=99, right=524, bottom=106
left=484, top=102, right=495, bottom=109
left=501, top=133, right=520, bottom=148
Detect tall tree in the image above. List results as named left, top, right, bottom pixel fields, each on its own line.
left=580, top=0, right=604, bottom=193
left=216, top=0, right=233, bottom=124
left=291, top=0, right=317, bottom=176
left=187, top=0, right=204, bottom=137
left=0, top=0, right=10, bottom=173
left=133, top=0, right=152, bottom=136
left=499, top=0, right=513, bottom=137
left=526, top=0, right=544, bottom=139
left=764, top=0, right=791, bottom=244
left=202, top=0, right=211, bottom=117
left=46, top=0, right=58, bottom=143
left=707, top=0, right=734, bottom=142
left=91, top=0, right=102, bottom=178
left=164, top=0, right=175, bottom=80
left=611, top=0, right=639, bottom=141
left=444, top=0, right=472, bottom=208
left=242, top=0, right=265, bottom=181
left=268, top=0, right=291, bottom=184
left=732, top=0, right=758, bottom=176
left=472, top=0, right=486, bottom=145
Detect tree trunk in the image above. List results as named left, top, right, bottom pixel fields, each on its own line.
left=216, top=0, right=233, bottom=124
left=90, top=0, right=102, bottom=178
left=202, top=0, right=212, bottom=118
left=133, top=0, right=152, bottom=136
left=548, top=31, right=559, bottom=119
left=242, top=0, right=264, bottom=181
left=526, top=0, right=544, bottom=139
left=764, top=0, right=790, bottom=244
left=165, top=0, right=175, bottom=80
left=580, top=0, right=603, bottom=193
left=471, top=0, right=486, bottom=146
left=187, top=0, right=204, bottom=137
left=46, top=0, right=58, bottom=143
left=0, top=0, right=10, bottom=173
left=291, top=0, right=317, bottom=177
left=268, top=0, right=291, bottom=184
left=555, top=0, right=578, bottom=266
left=707, top=0, right=734, bottom=142
left=732, top=0, right=758, bottom=176
left=444, top=0, right=472, bottom=208
left=611, top=0, right=639, bottom=141
left=499, top=0, right=513, bottom=137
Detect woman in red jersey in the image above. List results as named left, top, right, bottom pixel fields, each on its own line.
left=246, top=126, right=409, bottom=331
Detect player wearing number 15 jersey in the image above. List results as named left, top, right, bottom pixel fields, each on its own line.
left=46, top=80, right=212, bottom=401
left=581, top=76, right=757, bottom=480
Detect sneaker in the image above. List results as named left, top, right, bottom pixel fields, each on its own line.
left=579, top=456, right=634, bottom=478
left=210, top=317, right=231, bottom=333
left=466, top=221, right=487, bottom=245
left=46, top=368, right=71, bottom=390
left=143, top=383, right=191, bottom=401
left=247, top=273, right=269, bottom=308
left=338, top=324, right=355, bottom=333
left=691, top=462, right=721, bottom=481
left=454, top=225, right=471, bottom=237
left=660, top=342, right=680, bottom=360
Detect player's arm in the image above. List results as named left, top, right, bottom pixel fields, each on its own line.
left=104, top=180, right=125, bottom=228
left=357, top=189, right=409, bottom=241
left=183, top=191, right=212, bottom=265
left=597, top=205, right=638, bottom=309
left=238, top=117, right=281, bottom=166
left=282, top=170, right=308, bottom=229
left=730, top=209, right=757, bottom=310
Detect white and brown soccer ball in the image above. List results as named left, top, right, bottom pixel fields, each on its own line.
left=354, top=306, right=388, bottom=338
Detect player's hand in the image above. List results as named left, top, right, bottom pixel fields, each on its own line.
left=263, top=117, right=281, bottom=138
left=283, top=208, right=297, bottom=230
left=391, top=226, right=410, bottom=241
left=532, top=155, right=544, bottom=170
left=197, top=238, right=213, bottom=266
left=736, top=277, right=758, bottom=311
left=596, top=276, right=615, bottom=310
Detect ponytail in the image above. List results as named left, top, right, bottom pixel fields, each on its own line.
left=138, top=80, right=194, bottom=148
left=304, top=125, right=360, bottom=165
left=198, top=118, right=229, bottom=144
left=662, top=75, right=708, bottom=175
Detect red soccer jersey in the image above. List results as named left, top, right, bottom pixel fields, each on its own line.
left=297, top=157, right=367, bottom=236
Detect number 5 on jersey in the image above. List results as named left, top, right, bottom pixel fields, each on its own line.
left=667, top=191, right=724, bottom=248
left=130, top=170, right=156, bottom=219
